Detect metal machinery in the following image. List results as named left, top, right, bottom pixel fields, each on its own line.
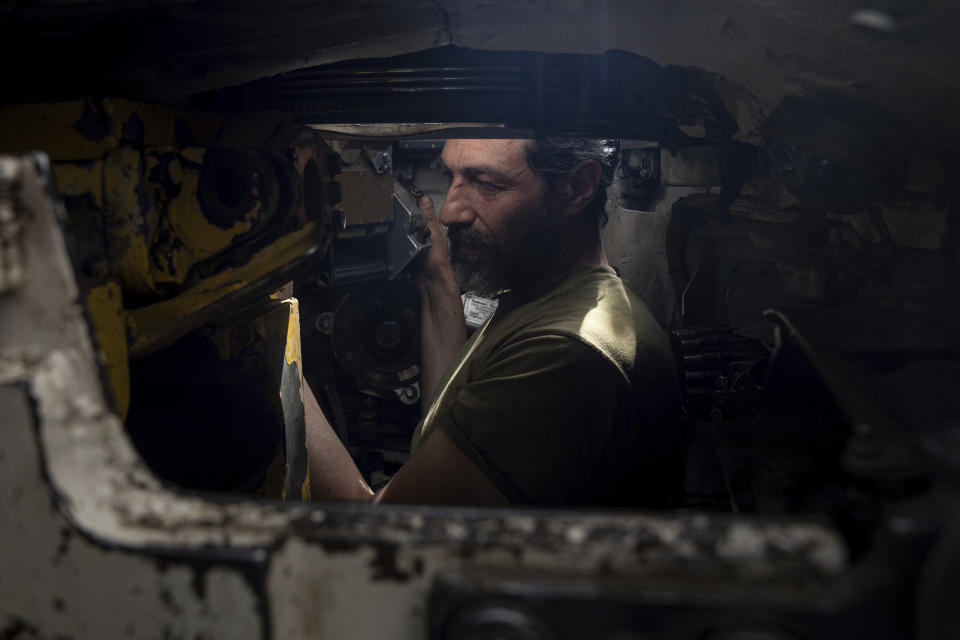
left=3, top=2, right=960, bottom=639
left=0, top=99, right=344, bottom=500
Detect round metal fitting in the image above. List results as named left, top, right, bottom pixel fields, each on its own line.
left=443, top=601, right=555, bottom=640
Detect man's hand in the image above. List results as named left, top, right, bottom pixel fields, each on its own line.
left=414, top=195, right=456, bottom=291
left=414, top=195, right=467, bottom=409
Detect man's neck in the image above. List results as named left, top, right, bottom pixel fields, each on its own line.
left=578, top=240, right=609, bottom=268
left=501, top=221, right=606, bottom=305
left=540, top=215, right=606, bottom=278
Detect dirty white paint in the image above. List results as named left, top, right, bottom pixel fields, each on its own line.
left=0, top=385, right=264, bottom=640
left=268, top=538, right=443, bottom=640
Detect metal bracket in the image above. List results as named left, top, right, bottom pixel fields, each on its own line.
left=365, top=146, right=393, bottom=175
left=392, top=381, right=421, bottom=406
left=387, top=191, right=431, bottom=281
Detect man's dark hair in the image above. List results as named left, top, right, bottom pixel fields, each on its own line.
left=524, top=138, right=619, bottom=226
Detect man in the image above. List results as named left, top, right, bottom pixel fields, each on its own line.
left=304, top=138, right=681, bottom=506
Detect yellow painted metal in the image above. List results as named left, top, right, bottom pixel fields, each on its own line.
left=283, top=299, right=312, bottom=502
left=281, top=298, right=311, bottom=502
left=0, top=100, right=117, bottom=159
left=147, top=223, right=195, bottom=290
left=269, top=282, right=295, bottom=300
left=85, top=281, right=131, bottom=419
left=53, top=149, right=165, bottom=294
left=0, top=98, right=223, bottom=160
left=103, top=148, right=160, bottom=293
left=251, top=297, right=310, bottom=502
left=111, top=98, right=222, bottom=148
left=126, top=222, right=320, bottom=358
left=301, top=472, right=311, bottom=501
left=282, top=298, right=302, bottom=368
left=52, top=160, right=105, bottom=208
left=55, top=144, right=280, bottom=294
left=208, top=297, right=311, bottom=501
left=166, top=147, right=261, bottom=263
left=6, top=100, right=330, bottom=470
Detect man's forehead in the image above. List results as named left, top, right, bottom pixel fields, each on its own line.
left=440, top=138, right=531, bottom=173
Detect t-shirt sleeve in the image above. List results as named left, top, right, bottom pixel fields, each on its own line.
left=427, top=333, right=631, bottom=504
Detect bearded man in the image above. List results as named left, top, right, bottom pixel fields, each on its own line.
left=305, top=138, right=682, bottom=507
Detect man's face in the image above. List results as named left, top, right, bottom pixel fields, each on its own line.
left=438, top=139, right=560, bottom=296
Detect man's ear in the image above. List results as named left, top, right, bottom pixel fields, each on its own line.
left=559, top=160, right=602, bottom=217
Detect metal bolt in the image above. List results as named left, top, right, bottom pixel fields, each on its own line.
left=315, top=312, right=334, bottom=335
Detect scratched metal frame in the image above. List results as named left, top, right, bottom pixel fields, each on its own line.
left=2, top=153, right=897, bottom=639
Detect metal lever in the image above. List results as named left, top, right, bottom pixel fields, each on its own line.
left=387, top=187, right=431, bottom=280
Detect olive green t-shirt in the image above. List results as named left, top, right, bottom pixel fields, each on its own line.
left=411, top=264, right=682, bottom=506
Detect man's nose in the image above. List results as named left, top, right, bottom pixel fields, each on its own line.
left=438, top=181, right=475, bottom=227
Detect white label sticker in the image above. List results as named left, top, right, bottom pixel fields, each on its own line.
left=462, top=294, right=499, bottom=330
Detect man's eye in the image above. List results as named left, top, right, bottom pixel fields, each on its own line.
left=475, top=180, right=504, bottom=194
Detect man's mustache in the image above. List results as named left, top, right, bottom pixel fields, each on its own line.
left=448, top=225, right=498, bottom=255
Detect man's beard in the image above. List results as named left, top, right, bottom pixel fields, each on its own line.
left=447, top=192, right=560, bottom=297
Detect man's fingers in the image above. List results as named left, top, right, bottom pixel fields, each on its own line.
left=418, top=195, right=436, bottom=221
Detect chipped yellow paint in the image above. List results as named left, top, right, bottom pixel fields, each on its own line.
left=0, top=100, right=118, bottom=160
left=284, top=298, right=302, bottom=367
left=126, top=223, right=319, bottom=358
left=102, top=148, right=158, bottom=293
left=250, top=299, right=296, bottom=348
left=301, top=472, right=311, bottom=501
left=85, top=281, right=131, bottom=419
left=180, top=146, right=205, bottom=165
left=0, top=98, right=224, bottom=160
left=147, top=227, right=195, bottom=290
left=0, top=98, right=223, bottom=161
left=284, top=298, right=310, bottom=503
left=245, top=297, right=310, bottom=502
left=166, top=147, right=262, bottom=264
left=280, top=297, right=310, bottom=503
left=52, top=160, right=105, bottom=208
left=146, top=152, right=196, bottom=289
left=248, top=297, right=303, bottom=379
left=167, top=154, right=185, bottom=184
left=111, top=98, right=222, bottom=148
left=269, top=281, right=294, bottom=300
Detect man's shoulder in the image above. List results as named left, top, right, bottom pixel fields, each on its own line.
left=493, top=265, right=670, bottom=374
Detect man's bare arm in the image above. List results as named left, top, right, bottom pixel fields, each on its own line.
left=304, top=379, right=506, bottom=506
left=303, top=380, right=374, bottom=501
left=415, top=195, right=467, bottom=409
